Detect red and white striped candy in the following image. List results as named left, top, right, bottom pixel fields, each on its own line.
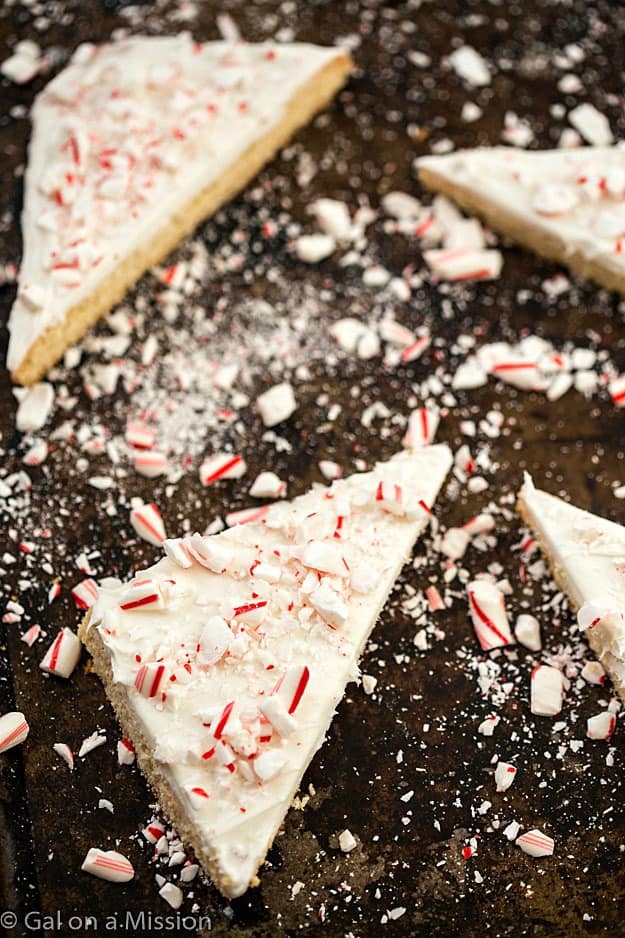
left=200, top=453, right=247, bottom=486
left=490, top=360, right=544, bottom=391
left=587, top=711, right=616, bottom=740
left=226, top=504, right=272, bottom=527
left=530, top=665, right=563, bottom=716
left=125, top=421, right=156, bottom=449
left=400, top=333, right=431, bottom=363
left=53, top=742, right=74, bottom=770
left=273, top=665, right=310, bottom=714
left=259, top=695, right=298, bottom=737
left=71, top=577, right=99, bottom=610
left=609, top=375, right=625, bottom=408
left=580, top=661, right=607, bottom=686
left=514, top=614, right=542, bottom=652
left=233, top=599, right=268, bottom=628
left=467, top=580, right=513, bottom=651
left=48, top=582, right=61, bottom=604
left=210, top=700, right=235, bottom=740
left=0, top=711, right=29, bottom=753
left=197, top=616, right=233, bottom=667
left=403, top=408, right=439, bottom=447
left=142, top=820, right=165, bottom=844
left=81, top=848, right=134, bottom=883
left=425, top=585, right=445, bottom=612
left=134, top=662, right=166, bottom=698
left=423, top=247, right=503, bottom=281
left=40, top=628, right=81, bottom=679
left=21, top=624, right=42, bottom=646
left=117, top=738, right=136, bottom=765
left=515, top=829, right=554, bottom=858
left=494, top=761, right=517, bottom=792
left=119, top=578, right=163, bottom=612
left=378, top=319, right=416, bottom=347
left=462, top=513, right=495, bottom=536
left=133, top=450, right=168, bottom=478
left=130, top=502, right=166, bottom=546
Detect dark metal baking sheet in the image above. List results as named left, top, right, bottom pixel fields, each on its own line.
left=1, top=1, right=625, bottom=936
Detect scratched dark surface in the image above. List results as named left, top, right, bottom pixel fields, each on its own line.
left=2, top=0, right=625, bottom=936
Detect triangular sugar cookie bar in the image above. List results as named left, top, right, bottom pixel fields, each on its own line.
left=8, top=34, right=351, bottom=384
left=80, top=446, right=452, bottom=898
left=417, top=146, right=625, bottom=294
left=518, top=473, right=625, bottom=701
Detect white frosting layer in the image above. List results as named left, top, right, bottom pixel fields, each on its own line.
left=8, top=34, right=346, bottom=373
left=518, top=474, right=625, bottom=687
left=87, top=446, right=452, bottom=897
left=418, top=146, right=625, bottom=277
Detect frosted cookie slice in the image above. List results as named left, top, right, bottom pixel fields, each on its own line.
left=9, top=34, right=352, bottom=384
left=80, top=445, right=452, bottom=898
left=518, top=473, right=625, bottom=702
left=417, top=146, right=625, bottom=294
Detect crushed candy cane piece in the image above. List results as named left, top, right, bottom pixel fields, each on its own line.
left=0, top=711, right=29, bottom=754
left=530, top=665, right=563, bottom=717
left=159, top=882, right=183, bottom=910
left=494, top=761, right=517, bottom=792
left=515, top=829, right=554, bottom=858
left=15, top=383, right=54, bottom=432
left=568, top=102, right=613, bottom=145
left=580, top=661, right=607, bottom=686
left=587, top=712, right=616, bottom=741
left=338, top=829, right=358, bottom=852
left=249, top=471, right=286, bottom=498
left=295, top=233, right=336, bottom=263
left=200, top=453, right=247, bottom=486
left=448, top=45, right=490, bottom=86
left=117, top=738, right=136, bottom=766
left=71, top=578, right=99, bottom=610
left=78, top=731, right=107, bottom=758
left=514, top=614, right=542, bottom=651
left=257, top=382, right=297, bottom=427
left=130, top=502, right=167, bottom=546
left=53, top=742, right=74, bottom=770
left=423, top=248, right=502, bottom=281
left=467, top=580, right=513, bottom=650
left=478, top=715, right=500, bottom=736
left=40, top=628, right=81, bottom=679
left=403, top=408, right=439, bottom=447
left=82, top=848, right=134, bottom=883
left=133, top=450, right=168, bottom=478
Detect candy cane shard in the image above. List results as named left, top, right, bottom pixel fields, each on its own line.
left=78, top=446, right=452, bottom=898
left=515, top=829, right=554, bottom=859
left=81, top=848, right=134, bottom=883
left=417, top=146, right=625, bottom=296
left=8, top=36, right=352, bottom=385
left=0, top=711, right=29, bottom=754
left=467, top=579, right=514, bottom=651
left=517, top=473, right=625, bottom=705
left=40, top=627, right=81, bottom=678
